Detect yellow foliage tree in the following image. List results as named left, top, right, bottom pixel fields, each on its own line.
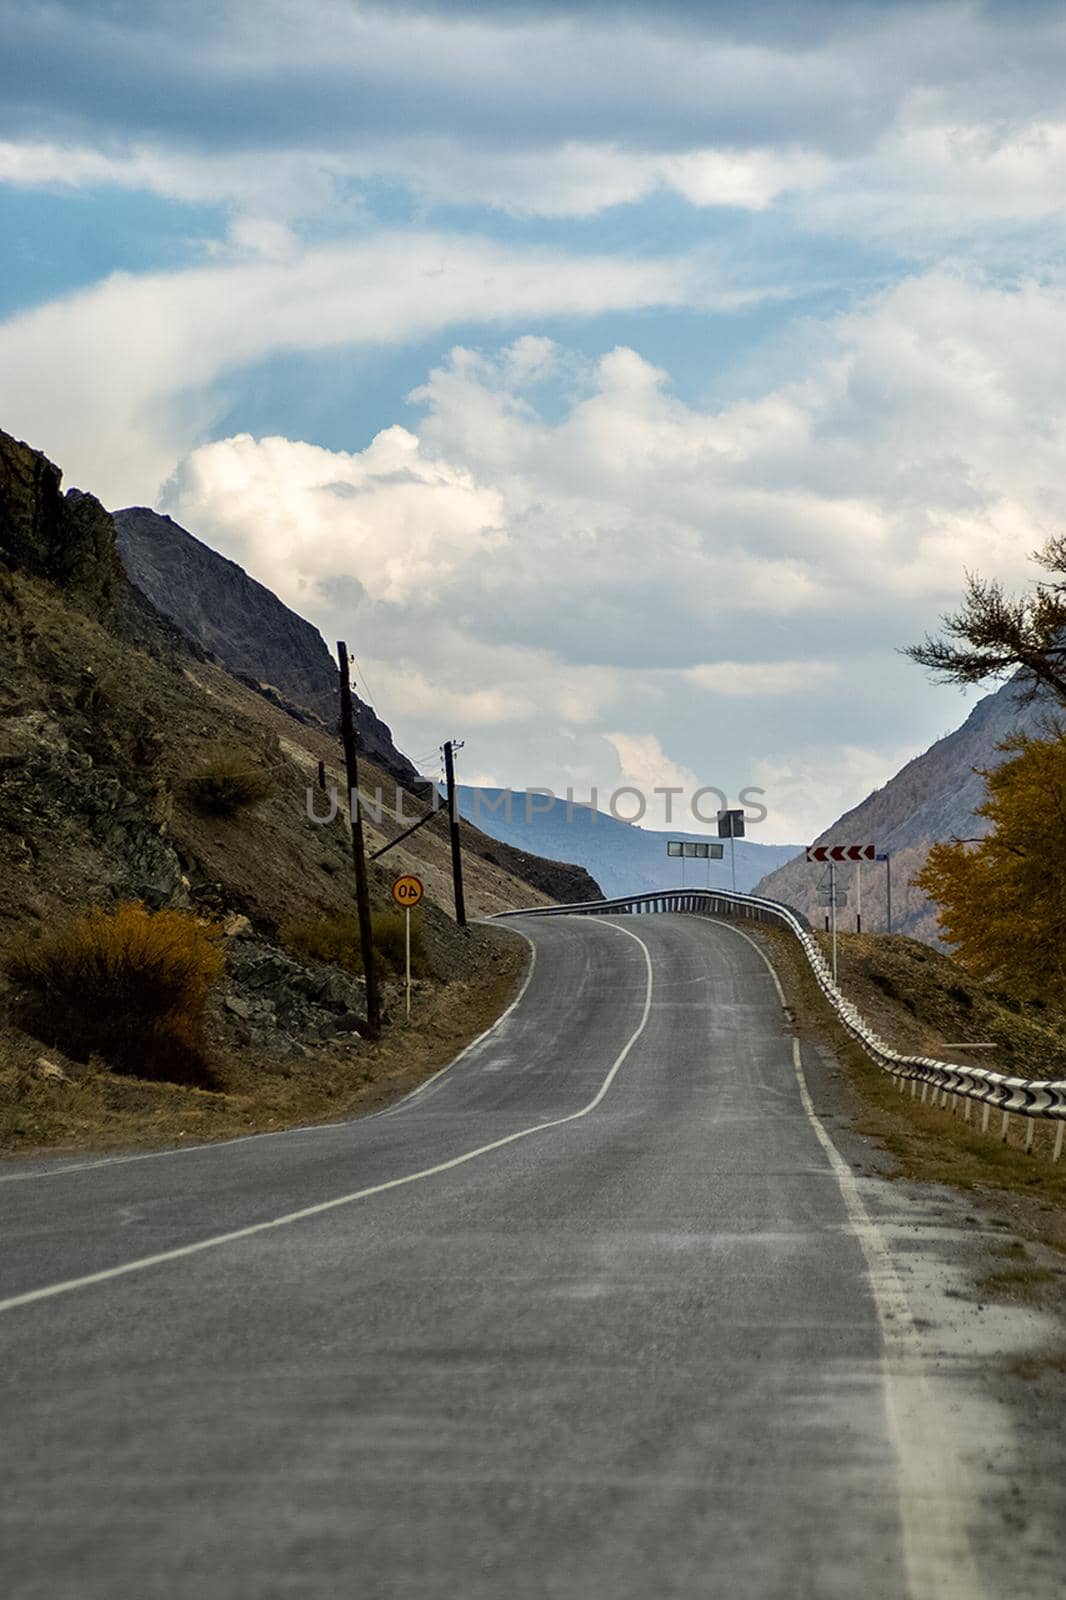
left=915, top=733, right=1066, bottom=1006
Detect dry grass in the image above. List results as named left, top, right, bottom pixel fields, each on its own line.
left=1008, top=1351, right=1066, bottom=1380
left=977, top=1264, right=1065, bottom=1302
left=0, top=923, right=527, bottom=1157
left=751, top=922, right=1066, bottom=1287
left=181, top=751, right=275, bottom=816
left=281, top=909, right=427, bottom=978
left=371, top=909, right=427, bottom=976
left=6, top=902, right=225, bottom=1087
left=812, top=930, right=1066, bottom=1080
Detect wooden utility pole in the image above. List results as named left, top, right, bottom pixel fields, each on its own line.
left=336, top=641, right=381, bottom=1037
left=442, top=739, right=467, bottom=927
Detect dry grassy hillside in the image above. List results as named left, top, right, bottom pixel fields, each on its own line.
left=0, top=427, right=587, bottom=1154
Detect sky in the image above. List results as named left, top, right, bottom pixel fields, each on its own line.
left=3, top=0, right=1066, bottom=843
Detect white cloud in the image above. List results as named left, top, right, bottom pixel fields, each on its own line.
left=684, top=661, right=840, bottom=696
left=166, top=427, right=505, bottom=608
left=0, top=232, right=706, bottom=504
left=802, top=116, right=1066, bottom=248
left=157, top=268, right=1066, bottom=842
left=749, top=745, right=921, bottom=846
left=603, top=733, right=706, bottom=829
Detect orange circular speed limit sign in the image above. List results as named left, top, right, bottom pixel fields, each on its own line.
left=392, top=874, right=424, bottom=909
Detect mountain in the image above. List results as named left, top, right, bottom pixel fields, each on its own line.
left=753, top=676, right=1053, bottom=942
left=0, top=426, right=597, bottom=944
left=113, top=507, right=414, bottom=781
left=111, top=505, right=600, bottom=903
left=453, top=787, right=800, bottom=899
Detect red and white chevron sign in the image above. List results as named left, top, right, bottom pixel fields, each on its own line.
left=806, top=844, right=876, bottom=863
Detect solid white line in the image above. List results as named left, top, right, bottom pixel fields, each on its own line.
left=367, top=927, right=538, bottom=1119
left=0, top=921, right=652, bottom=1316
left=0, top=923, right=538, bottom=1185
left=716, top=918, right=983, bottom=1600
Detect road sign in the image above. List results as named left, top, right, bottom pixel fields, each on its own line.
left=667, top=840, right=724, bottom=859
left=392, top=874, right=424, bottom=908
left=817, top=893, right=848, bottom=908
left=717, top=810, right=745, bottom=839
left=392, top=875, right=424, bottom=1020
left=805, top=844, right=875, bottom=863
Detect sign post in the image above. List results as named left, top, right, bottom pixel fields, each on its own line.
left=391, top=874, right=424, bottom=1019
left=667, top=839, right=724, bottom=888
left=807, top=844, right=878, bottom=977
left=876, top=851, right=892, bottom=933
left=717, top=810, right=746, bottom=892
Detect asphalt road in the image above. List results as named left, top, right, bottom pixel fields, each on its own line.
left=0, top=913, right=985, bottom=1599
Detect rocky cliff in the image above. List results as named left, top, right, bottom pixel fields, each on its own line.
left=1, top=432, right=120, bottom=616
left=113, top=506, right=414, bottom=780
left=754, top=676, right=1053, bottom=942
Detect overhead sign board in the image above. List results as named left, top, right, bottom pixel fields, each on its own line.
left=667, top=840, right=725, bottom=859
left=806, top=844, right=876, bottom=863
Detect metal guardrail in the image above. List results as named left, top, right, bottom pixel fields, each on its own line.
left=494, top=887, right=1066, bottom=1154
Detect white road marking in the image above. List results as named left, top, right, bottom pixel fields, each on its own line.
left=0, top=924, right=538, bottom=1184
left=719, top=918, right=984, bottom=1600
left=0, top=922, right=652, bottom=1316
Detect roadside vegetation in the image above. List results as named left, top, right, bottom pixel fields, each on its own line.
left=752, top=922, right=1066, bottom=1325
left=907, top=535, right=1066, bottom=1001
left=281, top=908, right=427, bottom=978
left=6, top=902, right=225, bottom=1087
left=915, top=733, right=1066, bottom=1006
left=0, top=923, right=526, bottom=1156
left=181, top=750, right=276, bottom=816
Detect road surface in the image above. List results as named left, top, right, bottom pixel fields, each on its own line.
left=0, top=913, right=990, bottom=1598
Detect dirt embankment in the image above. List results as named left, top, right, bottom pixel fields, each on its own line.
left=814, top=930, right=1066, bottom=1080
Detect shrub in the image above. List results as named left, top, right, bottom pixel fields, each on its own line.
left=282, top=909, right=426, bottom=978
left=282, top=914, right=364, bottom=973
left=7, top=903, right=225, bottom=1086
left=371, top=909, right=427, bottom=977
left=183, top=752, right=274, bottom=817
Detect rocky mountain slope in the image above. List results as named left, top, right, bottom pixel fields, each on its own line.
left=110, top=504, right=599, bottom=904
left=0, top=427, right=598, bottom=1141
left=455, top=786, right=799, bottom=898
left=113, top=506, right=413, bottom=779
left=754, top=676, right=1053, bottom=942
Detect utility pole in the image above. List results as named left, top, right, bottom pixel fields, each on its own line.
left=442, top=739, right=467, bottom=927
left=336, top=641, right=381, bottom=1038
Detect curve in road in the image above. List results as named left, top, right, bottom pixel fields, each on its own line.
left=0, top=913, right=985, bottom=1599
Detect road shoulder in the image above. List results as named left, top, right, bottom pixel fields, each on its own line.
left=743, top=918, right=1066, bottom=1599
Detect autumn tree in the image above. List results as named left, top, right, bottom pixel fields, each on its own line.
left=915, top=733, right=1066, bottom=1006
left=906, top=535, right=1066, bottom=702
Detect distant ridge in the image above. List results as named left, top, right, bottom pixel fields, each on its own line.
left=113, top=506, right=415, bottom=781
left=753, top=676, right=1054, bottom=942
left=453, top=786, right=799, bottom=898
